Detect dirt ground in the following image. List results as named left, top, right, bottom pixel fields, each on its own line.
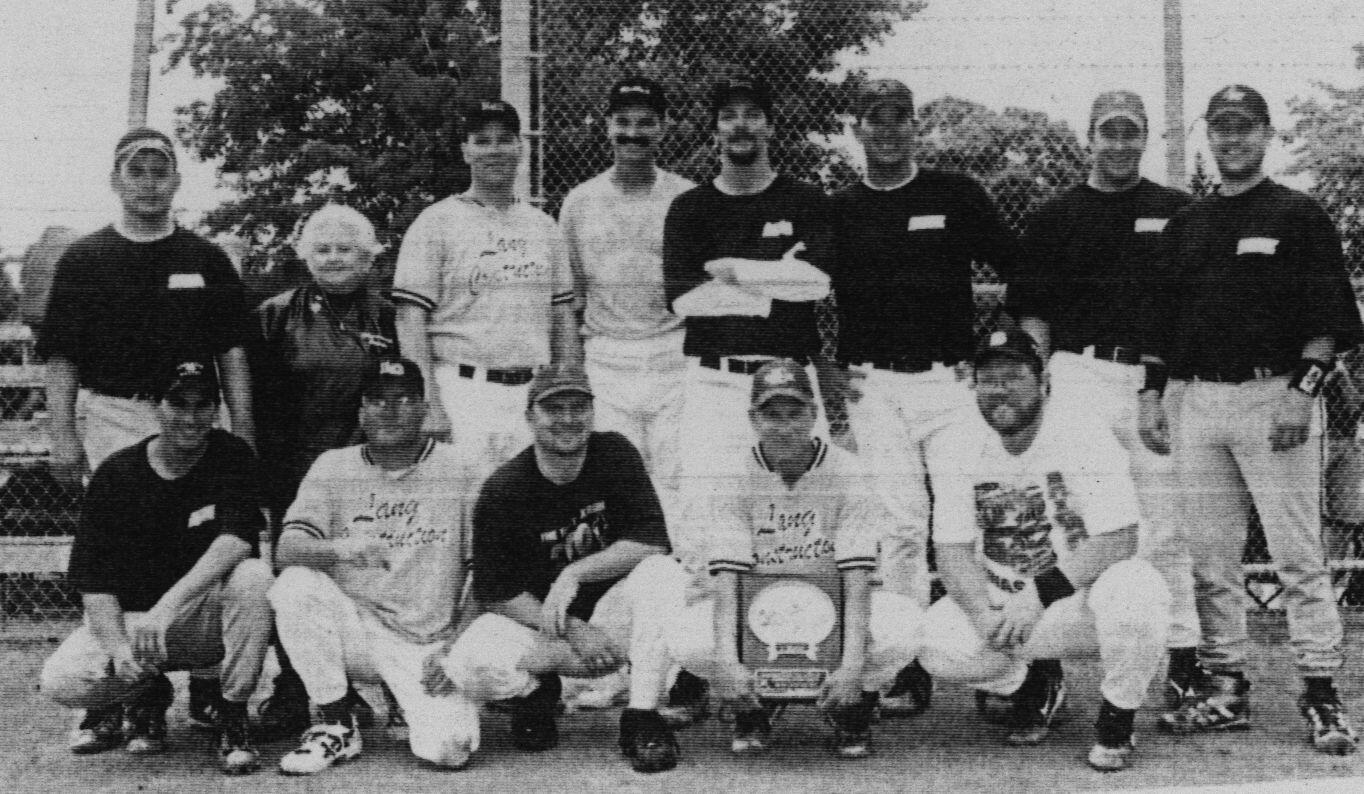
left=3, top=613, right=1363, bottom=793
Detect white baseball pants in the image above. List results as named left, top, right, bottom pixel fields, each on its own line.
left=432, top=363, right=533, bottom=485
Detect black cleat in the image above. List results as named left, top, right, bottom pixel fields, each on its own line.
left=124, top=675, right=173, bottom=755
left=256, top=673, right=312, bottom=742
left=187, top=676, right=222, bottom=731
left=619, top=708, right=679, bottom=773
left=1004, top=661, right=1066, bottom=746
left=828, top=692, right=878, bottom=758
left=217, top=702, right=260, bottom=775
left=658, top=670, right=709, bottom=729
left=68, top=703, right=124, bottom=754
left=509, top=674, right=560, bottom=752
left=880, top=661, right=933, bottom=718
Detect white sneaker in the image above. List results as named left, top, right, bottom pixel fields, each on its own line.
left=278, top=722, right=362, bottom=776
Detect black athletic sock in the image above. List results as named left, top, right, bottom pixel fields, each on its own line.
left=1095, top=698, right=1135, bottom=746
left=1167, top=647, right=1199, bottom=686
left=1305, top=677, right=1339, bottom=704
left=1031, top=659, right=1063, bottom=678
left=318, top=698, right=351, bottom=725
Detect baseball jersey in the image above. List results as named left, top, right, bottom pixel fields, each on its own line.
left=560, top=167, right=695, bottom=340
left=1149, top=179, right=1362, bottom=374
left=829, top=170, right=1019, bottom=365
left=391, top=194, right=575, bottom=368
left=1008, top=179, right=1191, bottom=353
left=707, top=439, right=881, bottom=577
left=472, top=432, right=670, bottom=621
left=282, top=440, right=479, bottom=645
left=926, top=406, right=1139, bottom=600
left=38, top=225, right=252, bottom=396
left=662, top=175, right=834, bottom=359
left=68, top=429, right=263, bottom=612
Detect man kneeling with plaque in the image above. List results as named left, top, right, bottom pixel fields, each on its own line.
left=667, top=358, right=917, bottom=758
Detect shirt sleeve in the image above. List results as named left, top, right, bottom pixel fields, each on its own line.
left=202, top=242, right=254, bottom=353
left=1294, top=200, right=1363, bottom=350
left=962, top=178, right=1022, bottom=283
left=707, top=480, right=756, bottom=575
left=281, top=455, right=336, bottom=540
left=662, top=192, right=711, bottom=310
left=66, top=461, right=121, bottom=595
left=391, top=207, right=443, bottom=312
left=35, top=245, right=90, bottom=361
left=603, top=434, right=670, bottom=552
left=471, top=474, right=534, bottom=605
left=213, top=437, right=265, bottom=549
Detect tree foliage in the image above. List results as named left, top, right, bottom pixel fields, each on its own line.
left=1286, top=43, right=1364, bottom=278
left=167, top=0, right=502, bottom=275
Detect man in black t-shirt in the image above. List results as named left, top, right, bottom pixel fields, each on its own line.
left=39, top=128, right=256, bottom=488
left=440, top=364, right=686, bottom=773
left=1140, top=85, right=1362, bottom=755
left=39, top=359, right=271, bottom=775
left=662, top=73, right=836, bottom=571
left=1008, top=90, right=1199, bottom=731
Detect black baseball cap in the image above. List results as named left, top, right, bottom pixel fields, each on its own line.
left=361, top=357, right=425, bottom=398
left=856, top=78, right=915, bottom=119
left=750, top=359, right=815, bottom=408
left=1089, top=90, right=1147, bottom=132
left=974, top=329, right=1044, bottom=372
left=154, top=359, right=220, bottom=402
left=114, top=127, right=178, bottom=169
left=527, top=364, right=593, bottom=408
left=465, top=99, right=521, bottom=136
left=1206, top=84, right=1271, bottom=125
left=607, top=77, right=668, bottom=116
left=711, top=74, right=774, bottom=121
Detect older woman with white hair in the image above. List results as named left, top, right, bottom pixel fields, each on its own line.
left=248, top=204, right=398, bottom=737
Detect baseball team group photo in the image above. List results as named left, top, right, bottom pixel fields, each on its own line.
left=7, top=1, right=1364, bottom=791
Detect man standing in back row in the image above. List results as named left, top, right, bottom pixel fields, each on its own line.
left=1141, top=84, right=1361, bottom=754
left=1008, top=90, right=1200, bottom=728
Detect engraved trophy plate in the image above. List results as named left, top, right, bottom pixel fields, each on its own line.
left=738, top=571, right=844, bottom=699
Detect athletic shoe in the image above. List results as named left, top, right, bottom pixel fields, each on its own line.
left=187, top=676, right=222, bottom=731
left=509, top=674, right=560, bottom=752
left=1158, top=673, right=1250, bottom=734
left=1004, top=661, right=1066, bottom=746
left=828, top=692, right=878, bottom=758
left=731, top=707, right=773, bottom=755
left=278, top=718, right=362, bottom=776
left=216, top=702, right=260, bottom=776
left=879, top=661, right=933, bottom=718
left=619, top=708, right=679, bottom=773
left=1299, top=695, right=1359, bottom=755
left=658, top=670, right=709, bottom=729
left=1087, top=699, right=1136, bottom=772
left=256, top=674, right=312, bottom=742
left=68, top=704, right=124, bottom=754
left=124, top=675, right=173, bottom=755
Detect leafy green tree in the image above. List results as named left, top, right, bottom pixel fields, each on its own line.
left=167, top=0, right=501, bottom=275
left=1286, top=46, right=1364, bottom=279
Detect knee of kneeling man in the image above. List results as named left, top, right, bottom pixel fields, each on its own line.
left=268, top=565, right=328, bottom=606
left=1090, top=558, right=1170, bottom=613
left=411, top=730, right=476, bottom=769
left=625, top=553, right=684, bottom=589
left=225, top=558, right=273, bottom=596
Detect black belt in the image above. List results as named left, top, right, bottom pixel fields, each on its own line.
left=848, top=356, right=955, bottom=374
left=457, top=364, right=534, bottom=385
left=90, top=386, right=157, bottom=401
left=698, top=356, right=805, bottom=375
left=1061, top=344, right=1141, bottom=366
left=1174, top=365, right=1289, bottom=383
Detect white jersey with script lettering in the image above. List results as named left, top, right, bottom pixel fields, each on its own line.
left=282, top=439, right=481, bottom=644
left=707, top=439, right=882, bottom=577
left=925, top=405, right=1139, bottom=601
left=391, top=194, right=575, bottom=368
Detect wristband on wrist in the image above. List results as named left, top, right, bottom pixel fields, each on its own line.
left=1288, top=358, right=1331, bottom=398
left=1034, top=566, right=1076, bottom=607
left=1139, top=361, right=1168, bottom=396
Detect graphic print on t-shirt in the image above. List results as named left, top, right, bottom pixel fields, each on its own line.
left=349, top=490, right=450, bottom=549
left=542, top=501, right=608, bottom=564
left=754, top=501, right=834, bottom=570
left=469, top=233, right=543, bottom=295
left=974, top=471, right=1088, bottom=590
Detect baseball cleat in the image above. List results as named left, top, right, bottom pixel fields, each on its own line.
left=658, top=670, right=710, bottom=729
left=1299, top=696, right=1359, bottom=755
left=827, top=692, right=878, bottom=758
left=1087, top=739, right=1134, bottom=772
left=68, top=704, right=124, bottom=754
left=619, top=708, right=680, bottom=773
left=730, top=707, right=773, bottom=755
left=216, top=703, right=260, bottom=776
left=256, top=671, right=311, bottom=742
left=187, top=676, right=222, bottom=731
left=509, top=674, right=561, bottom=752
left=1004, top=662, right=1066, bottom=746
left=278, top=719, right=362, bottom=775
left=124, top=675, right=173, bottom=755
left=1158, top=673, right=1250, bottom=734
left=1089, top=699, right=1136, bottom=772
left=879, top=661, right=932, bottom=719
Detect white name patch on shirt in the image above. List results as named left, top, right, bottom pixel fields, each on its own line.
left=168, top=273, right=206, bottom=289
left=907, top=214, right=946, bottom=231
left=1134, top=218, right=1168, bottom=233
left=762, top=220, right=793, bottom=238
left=1237, top=237, right=1279, bottom=255
left=188, top=504, right=216, bottom=529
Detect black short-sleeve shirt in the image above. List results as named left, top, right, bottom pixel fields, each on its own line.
left=67, top=429, right=264, bottom=612
left=662, top=175, right=834, bottom=359
left=38, top=226, right=253, bottom=396
left=829, top=170, right=1020, bottom=364
left=1008, top=179, right=1191, bottom=353
left=472, top=432, right=670, bottom=621
left=1147, top=179, right=1362, bottom=374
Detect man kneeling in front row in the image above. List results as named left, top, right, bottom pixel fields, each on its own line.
left=41, top=359, right=271, bottom=775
